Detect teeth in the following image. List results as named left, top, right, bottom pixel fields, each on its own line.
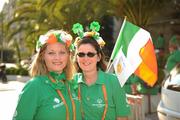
left=53, top=62, right=62, bottom=65
left=83, top=62, right=90, bottom=66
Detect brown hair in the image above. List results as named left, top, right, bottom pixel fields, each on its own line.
left=74, top=36, right=107, bottom=72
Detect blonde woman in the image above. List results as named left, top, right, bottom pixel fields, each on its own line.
left=13, top=30, right=82, bottom=120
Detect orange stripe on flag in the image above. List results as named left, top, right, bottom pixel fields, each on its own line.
left=135, top=39, right=158, bottom=87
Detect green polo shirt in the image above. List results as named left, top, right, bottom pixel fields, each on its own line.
left=166, top=50, right=180, bottom=72
left=13, top=74, right=82, bottom=120
left=74, top=70, right=130, bottom=120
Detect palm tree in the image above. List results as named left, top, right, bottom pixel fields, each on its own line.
left=5, top=0, right=117, bottom=56
left=4, top=0, right=170, bottom=63
left=113, top=0, right=168, bottom=27
left=6, top=0, right=64, bottom=57
left=60, top=0, right=115, bottom=29
left=0, top=12, right=5, bottom=62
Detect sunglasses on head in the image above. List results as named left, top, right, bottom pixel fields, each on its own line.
left=77, top=52, right=97, bottom=57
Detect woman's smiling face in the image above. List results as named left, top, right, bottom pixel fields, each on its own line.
left=43, top=42, right=69, bottom=74
left=76, top=43, right=100, bottom=72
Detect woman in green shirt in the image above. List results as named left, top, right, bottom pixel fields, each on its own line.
left=72, top=22, right=130, bottom=120
left=13, top=30, right=82, bottom=120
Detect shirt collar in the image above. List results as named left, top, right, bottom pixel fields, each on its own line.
left=45, top=71, right=66, bottom=90
left=49, top=71, right=66, bottom=83
left=77, top=69, right=105, bottom=85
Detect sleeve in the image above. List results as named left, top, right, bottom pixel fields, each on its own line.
left=112, top=75, right=131, bottom=117
left=13, top=79, right=40, bottom=120
left=166, top=51, right=180, bottom=72
left=166, top=55, right=176, bottom=72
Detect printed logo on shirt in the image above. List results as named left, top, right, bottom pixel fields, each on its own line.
left=92, top=98, right=105, bottom=108
left=53, top=97, right=64, bottom=109
left=54, top=98, right=60, bottom=103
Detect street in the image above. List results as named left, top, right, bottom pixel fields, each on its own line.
left=0, top=81, right=25, bottom=120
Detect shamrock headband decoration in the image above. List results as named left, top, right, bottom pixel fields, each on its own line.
left=36, top=30, right=74, bottom=52
left=72, top=21, right=105, bottom=48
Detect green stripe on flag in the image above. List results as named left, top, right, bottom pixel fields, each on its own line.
left=111, top=21, right=140, bottom=60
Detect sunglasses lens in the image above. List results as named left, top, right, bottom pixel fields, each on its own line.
left=77, top=52, right=85, bottom=57
left=87, top=52, right=96, bottom=57
left=77, top=52, right=97, bottom=57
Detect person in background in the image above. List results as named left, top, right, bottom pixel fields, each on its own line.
left=72, top=21, right=130, bottom=120
left=124, top=74, right=139, bottom=95
left=165, top=35, right=180, bottom=73
left=0, top=63, right=7, bottom=83
left=13, top=30, right=82, bottom=120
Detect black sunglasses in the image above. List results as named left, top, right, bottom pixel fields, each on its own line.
left=77, top=52, right=97, bottom=57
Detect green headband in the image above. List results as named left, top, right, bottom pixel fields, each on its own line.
left=72, top=21, right=105, bottom=48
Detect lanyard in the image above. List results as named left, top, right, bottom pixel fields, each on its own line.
left=48, top=75, right=76, bottom=120
left=78, top=84, right=108, bottom=120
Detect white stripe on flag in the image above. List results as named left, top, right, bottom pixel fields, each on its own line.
left=113, top=48, right=133, bottom=87
left=127, top=28, right=151, bottom=71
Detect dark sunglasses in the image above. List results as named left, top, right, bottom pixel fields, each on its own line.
left=77, top=52, right=97, bottom=57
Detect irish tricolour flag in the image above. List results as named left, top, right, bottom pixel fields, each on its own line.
left=107, top=19, right=157, bottom=87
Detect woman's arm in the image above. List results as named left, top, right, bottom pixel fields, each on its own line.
left=112, top=75, right=131, bottom=118
left=13, top=80, right=39, bottom=120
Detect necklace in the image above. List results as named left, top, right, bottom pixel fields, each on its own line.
left=78, top=84, right=108, bottom=120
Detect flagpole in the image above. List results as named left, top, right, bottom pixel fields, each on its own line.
left=106, top=58, right=114, bottom=72
left=106, top=16, right=127, bottom=72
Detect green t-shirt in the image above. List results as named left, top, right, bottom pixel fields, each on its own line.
left=74, top=70, right=130, bottom=120
left=166, top=50, right=180, bottom=72
left=13, top=73, right=82, bottom=120
left=156, top=35, right=165, bottom=49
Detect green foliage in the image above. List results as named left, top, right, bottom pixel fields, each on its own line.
left=6, top=67, right=29, bottom=76
left=3, top=0, right=170, bottom=63
left=116, top=0, right=168, bottom=27
left=4, top=0, right=117, bottom=57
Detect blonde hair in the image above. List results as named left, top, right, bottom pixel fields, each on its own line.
left=29, top=30, right=75, bottom=81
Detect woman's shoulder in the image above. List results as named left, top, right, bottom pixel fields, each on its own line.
left=29, top=75, right=46, bottom=82
left=25, top=75, right=48, bottom=87
left=98, top=70, right=119, bottom=85
left=99, top=70, right=117, bottom=80
left=99, top=71, right=124, bottom=91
